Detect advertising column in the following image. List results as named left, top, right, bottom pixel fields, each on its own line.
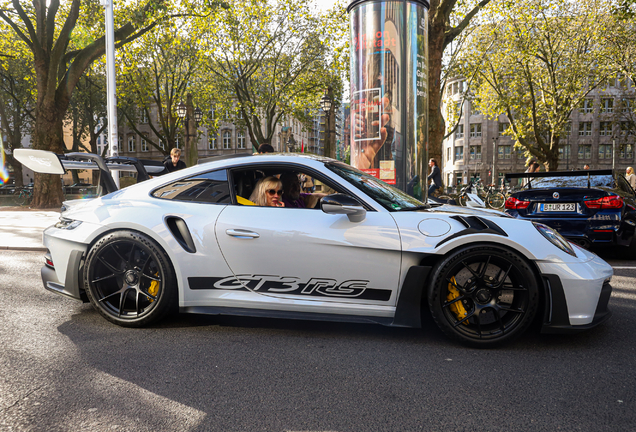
left=348, top=0, right=429, bottom=199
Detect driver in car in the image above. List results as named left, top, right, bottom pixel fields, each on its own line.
left=280, top=172, right=327, bottom=208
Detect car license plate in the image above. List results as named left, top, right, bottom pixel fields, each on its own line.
left=541, top=203, right=576, bottom=212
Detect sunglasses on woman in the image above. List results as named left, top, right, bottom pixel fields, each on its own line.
left=266, top=189, right=283, bottom=196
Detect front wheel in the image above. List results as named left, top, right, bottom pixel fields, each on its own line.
left=83, top=230, right=177, bottom=327
left=428, top=246, right=539, bottom=347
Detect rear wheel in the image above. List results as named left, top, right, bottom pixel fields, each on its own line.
left=428, top=246, right=539, bottom=347
left=83, top=230, right=177, bottom=327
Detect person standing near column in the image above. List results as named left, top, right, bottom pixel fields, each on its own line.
left=427, top=158, right=442, bottom=197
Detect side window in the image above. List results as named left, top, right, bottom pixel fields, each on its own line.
left=151, top=169, right=231, bottom=204
left=230, top=167, right=342, bottom=209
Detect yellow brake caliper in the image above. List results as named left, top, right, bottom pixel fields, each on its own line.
left=447, top=276, right=468, bottom=324
left=147, top=274, right=159, bottom=302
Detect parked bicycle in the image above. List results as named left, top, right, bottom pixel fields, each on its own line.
left=15, top=187, right=33, bottom=206
left=437, top=181, right=486, bottom=208
left=480, top=182, right=506, bottom=209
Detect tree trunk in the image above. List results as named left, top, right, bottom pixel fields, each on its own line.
left=30, top=99, right=66, bottom=208
left=427, top=11, right=446, bottom=177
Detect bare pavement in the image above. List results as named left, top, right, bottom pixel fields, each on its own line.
left=0, top=208, right=60, bottom=251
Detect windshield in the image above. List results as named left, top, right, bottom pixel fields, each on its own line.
left=526, top=175, right=615, bottom=189
left=326, top=162, right=424, bottom=211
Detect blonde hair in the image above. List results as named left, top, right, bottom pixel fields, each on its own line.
left=627, top=167, right=634, bottom=176
left=249, top=176, right=282, bottom=206
left=170, top=148, right=181, bottom=156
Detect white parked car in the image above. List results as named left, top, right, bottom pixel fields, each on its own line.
left=16, top=150, right=613, bottom=347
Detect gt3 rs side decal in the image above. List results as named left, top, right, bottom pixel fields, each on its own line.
left=188, top=275, right=392, bottom=301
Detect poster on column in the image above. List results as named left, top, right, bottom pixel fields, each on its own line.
left=349, top=0, right=428, bottom=196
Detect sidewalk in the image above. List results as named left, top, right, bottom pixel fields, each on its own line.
left=0, top=209, right=60, bottom=251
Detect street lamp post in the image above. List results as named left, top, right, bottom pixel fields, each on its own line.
left=176, top=96, right=203, bottom=167
left=492, top=137, right=498, bottom=185
left=320, top=89, right=335, bottom=158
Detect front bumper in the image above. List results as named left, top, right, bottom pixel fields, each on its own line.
left=41, top=249, right=87, bottom=302
left=540, top=274, right=612, bottom=334
left=537, top=249, right=613, bottom=333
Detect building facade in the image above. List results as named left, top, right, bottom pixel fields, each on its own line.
left=442, top=77, right=636, bottom=190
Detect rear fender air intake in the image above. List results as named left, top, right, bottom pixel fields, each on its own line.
left=165, top=217, right=197, bottom=253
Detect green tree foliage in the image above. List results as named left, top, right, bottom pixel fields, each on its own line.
left=0, top=0, right=193, bottom=208
left=117, top=21, right=200, bottom=158
left=428, top=0, right=493, bottom=169
left=194, top=0, right=346, bottom=152
left=0, top=25, right=35, bottom=187
left=458, top=0, right=612, bottom=171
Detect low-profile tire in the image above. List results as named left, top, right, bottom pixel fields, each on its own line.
left=83, top=230, right=177, bottom=327
left=428, top=245, right=539, bottom=347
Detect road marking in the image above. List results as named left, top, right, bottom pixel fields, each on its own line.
left=612, top=266, right=636, bottom=269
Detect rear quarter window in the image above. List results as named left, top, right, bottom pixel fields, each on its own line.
left=151, top=169, right=231, bottom=204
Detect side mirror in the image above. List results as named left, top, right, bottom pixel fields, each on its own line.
left=321, top=194, right=366, bottom=223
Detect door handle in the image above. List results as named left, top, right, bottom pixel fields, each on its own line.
left=226, top=229, right=260, bottom=239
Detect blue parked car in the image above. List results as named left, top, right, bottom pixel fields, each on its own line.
left=504, top=169, right=636, bottom=256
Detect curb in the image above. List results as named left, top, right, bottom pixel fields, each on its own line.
left=0, top=246, right=47, bottom=252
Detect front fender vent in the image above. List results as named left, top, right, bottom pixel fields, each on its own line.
left=436, top=216, right=508, bottom=247
left=165, top=217, right=197, bottom=253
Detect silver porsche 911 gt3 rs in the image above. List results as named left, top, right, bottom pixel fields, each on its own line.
left=17, top=150, right=613, bottom=347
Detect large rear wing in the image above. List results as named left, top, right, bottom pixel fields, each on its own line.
left=14, top=149, right=166, bottom=194
left=505, top=169, right=614, bottom=189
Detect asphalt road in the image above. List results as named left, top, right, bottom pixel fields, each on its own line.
left=1, top=251, right=635, bottom=432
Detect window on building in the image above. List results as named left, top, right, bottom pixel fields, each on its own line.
left=498, top=122, right=509, bottom=136
left=118, top=135, right=122, bottom=151
left=565, top=122, right=572, bottom=135
left=620, top=144, right=634, bottom=159
left=601, top=98, right=614, bottom=114
left=175, top=136, right=181, bottom=149
left=599, top=144, right=613, bottom=160
left=498, top=145, right=511, bottom=159
left=128, top=136, right=136, bottom=152
left=558, top=145, right=571, bottom=160
left=580, top=99, right=593, bottom=114
left=599, top=122, right=612, bottom=136
left=237, top=131, right=245, bottom=149
left=469, top=145, right=481, bottom=160
left=578, top=144, right=591, bottom=159
left=455, top=102, right=462, bottom=118
left=237, top=110, right=244, bottom=120
left=140, top=109, right=149, bottom=123
left=454, top=146, right=464, bottom=161
left=223, top=131, right=231, bottom=149
left=159, top=140, right=165, bottom=150
left=224, top=111, right=231, bottom=121
left=455, top=124, right=464, bottom=139
left=209, top=107, right=215, bottom=118
left=579, top=122, right=592, bottom=136
left=621, top=122, right=635, bottom=136
left=455, top=172, right=462, bottom=186
left=470, top=123, right=482, bottom=138
left=618, top=74, right=627, bottom=89
left=622, top=98, right=634, bottom=113
left=209, top=134, right=217, bottom=150
left=141, top=137, right=148, bottom=152
left=446, top=147, right=451, bottom=163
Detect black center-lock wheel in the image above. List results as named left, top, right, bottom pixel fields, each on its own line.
left=84, top=230, right=177, bottom=327
left=428, top=245, right=539, bottom=347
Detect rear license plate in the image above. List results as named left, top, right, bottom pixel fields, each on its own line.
left=541, top=203, right=576, bottom=212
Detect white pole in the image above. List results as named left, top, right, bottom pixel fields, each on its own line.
left=101, top=0, right=119, bottom=188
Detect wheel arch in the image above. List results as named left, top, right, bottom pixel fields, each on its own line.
left=392, top=241, right=545, bottom=329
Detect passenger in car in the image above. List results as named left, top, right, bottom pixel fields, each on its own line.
left=280, top=172, right=327, bottom=208
left=248, top=176, right=285, bottom=207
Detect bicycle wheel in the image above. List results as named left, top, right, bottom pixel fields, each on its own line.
left=16, top=190, right=27, bottom=206
left=487, top=192, right=505, bottom=209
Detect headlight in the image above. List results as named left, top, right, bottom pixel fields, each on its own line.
left=533, top=222, right=576, bottom=257
left=55, top=218, right=82, bottom=230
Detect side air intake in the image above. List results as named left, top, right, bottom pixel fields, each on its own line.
left=165, top=217, right=197, bottom=253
